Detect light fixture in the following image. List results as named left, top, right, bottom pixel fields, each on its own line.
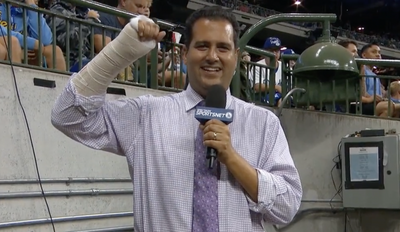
left=292, top=42, right=360, bottom=105
left=294, top=0, right=301, bottom=5
left=293, top=42, right=359, bottom=80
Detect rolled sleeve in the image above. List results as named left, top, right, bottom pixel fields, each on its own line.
left=246, top=113, right=302, bottom=225
left=246, top=169, right=288, bottom=212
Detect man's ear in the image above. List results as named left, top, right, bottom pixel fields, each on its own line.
left=182, top=45, right=188, bottom=65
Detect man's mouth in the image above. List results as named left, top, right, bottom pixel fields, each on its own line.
left=201, top=67, right=221, bottom=72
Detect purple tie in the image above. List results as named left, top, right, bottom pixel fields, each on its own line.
left=192, top=103, right=219, bottom=232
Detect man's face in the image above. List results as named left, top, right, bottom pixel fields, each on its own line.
left=182, top=18, right=238, bottom=97
left=362, top=45, right=381, bottom=59
left=264, top=48, right=280, bottom=65
left=346, top=43, right=358, bottom=57
left=121, top=0, right=147, bottom=15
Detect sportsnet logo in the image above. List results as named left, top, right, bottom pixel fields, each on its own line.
left=194, top=106, right=234, bottom=124
left=195, top=109, right=232, bottom=119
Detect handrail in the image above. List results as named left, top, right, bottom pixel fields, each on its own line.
left=275, top=88, right=306, bottom=117
left=64, top=0, right=177, bottom=29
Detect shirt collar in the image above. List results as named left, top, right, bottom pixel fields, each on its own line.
left=183, top=84, right=233, bottom=112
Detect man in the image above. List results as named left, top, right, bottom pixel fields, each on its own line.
left=93, top=0, right=148, bottom=53
left=249, top=37, right=284, bottom=106
left=0, top=0, right=66, bottom=70
left=338, top=40, right=358, bottom=57
left=51, top=6, right=301, bottom=231
left=350, top=42, right=384, bottom=115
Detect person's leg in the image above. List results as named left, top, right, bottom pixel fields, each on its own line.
left=0, top=43, right=8, bottom=60
left=375, top=101, right=395, bottom=117
left=42, top=45, right=66, bottom=71
left=0, top=36, right=22, bottom=63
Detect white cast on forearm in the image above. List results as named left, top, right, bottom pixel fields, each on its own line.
left=72, top=16, right=156, bottom=96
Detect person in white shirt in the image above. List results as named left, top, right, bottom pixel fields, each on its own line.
left=249, top=37, right=284, bottom=105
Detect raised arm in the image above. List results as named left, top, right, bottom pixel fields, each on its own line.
left=51, top=16, right=165, bottom=155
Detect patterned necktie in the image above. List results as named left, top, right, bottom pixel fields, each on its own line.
left=192, top=101, right=219, bottom=232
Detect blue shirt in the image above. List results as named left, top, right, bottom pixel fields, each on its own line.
left=364, top=66, right=382, bottom=96
left=391, top=97, right=400, bottom=104
left=93, top=11, right=122, bottom=40
left=51, top=78, right=302, bottom=231
left=0, top=4, right=52, bottom=49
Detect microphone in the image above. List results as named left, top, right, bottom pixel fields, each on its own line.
left=194, top=85, right=234, bottom=169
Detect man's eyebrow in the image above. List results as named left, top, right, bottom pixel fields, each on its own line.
left=194, top=41, right=232, bottom=48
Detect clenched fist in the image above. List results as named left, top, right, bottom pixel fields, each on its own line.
left=137, top=20, right=166, bottom=42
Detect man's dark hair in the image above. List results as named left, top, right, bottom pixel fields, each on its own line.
left=338, top=40, right=357, bottom=49
left=184, top=6, right=240, bottom=48
left=360, top=42, right=379, bottom=55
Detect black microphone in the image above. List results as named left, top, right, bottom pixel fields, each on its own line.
left=194, top=85, right=234, bottom=169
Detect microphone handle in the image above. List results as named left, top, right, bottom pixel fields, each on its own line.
left=207, top=147, right=217, bottom=169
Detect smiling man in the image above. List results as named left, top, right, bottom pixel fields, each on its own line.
left=51, top=6, right=302, bottom=232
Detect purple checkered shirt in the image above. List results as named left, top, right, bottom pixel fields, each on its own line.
left=51, top=76, right=302, bottom=232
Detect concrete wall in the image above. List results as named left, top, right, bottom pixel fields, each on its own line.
left=2, top=63, right=400, bottom=231
left=277, top=108, right=400, bottom=232
left=0, top=64, right=170, bottom=231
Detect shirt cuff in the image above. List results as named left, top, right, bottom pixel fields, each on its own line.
left=68, top=74, right=106, bottom=115
left=246, top=168, right=288, bottom=213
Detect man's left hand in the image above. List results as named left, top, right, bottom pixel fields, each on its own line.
left=200, top=119, right=235, bottom=164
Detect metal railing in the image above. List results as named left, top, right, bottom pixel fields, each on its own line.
left=2, top=0, right=400, bottom=119
left=243, top=52, right=400, bottom=119
left=0, top=212, right=133, bottom=228
left=0, top=0, right=186, bottom=91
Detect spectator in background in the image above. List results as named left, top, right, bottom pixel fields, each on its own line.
left=94, top=0, right=164, bottom=83
left=241, top=51, right=251, bottom=72
left=46, top=0, right=100, bottom=71
left=249, top=37, right=283, bottom=106
left=338, top=40, right=358, bottom=57
left=93, top=0, right=148, bottom=53
left=376, top=81, right=400, bottom=117
left=143, top=1, right=150, bottom=17
left=163, top=47, right=186, bottom=88
left=281, top=48, right=295, bottom=69
left=242, top=51, right=250, bottom=62
left=350, top=43, right=385, bottom=115
left=0, top=0, right=65, bottom=71
left=138, top=0, right=175, bottom=87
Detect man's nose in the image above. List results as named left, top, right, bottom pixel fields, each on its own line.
left=206, top=48, right=219, bottom=62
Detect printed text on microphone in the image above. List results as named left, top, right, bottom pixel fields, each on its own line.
left=195, top=109, right=233, bottom=119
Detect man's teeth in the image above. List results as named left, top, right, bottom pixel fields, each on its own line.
left=202, top=67, right=219, bottom=71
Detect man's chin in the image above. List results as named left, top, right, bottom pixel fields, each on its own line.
left=201, top=78, right=223, bottom=88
